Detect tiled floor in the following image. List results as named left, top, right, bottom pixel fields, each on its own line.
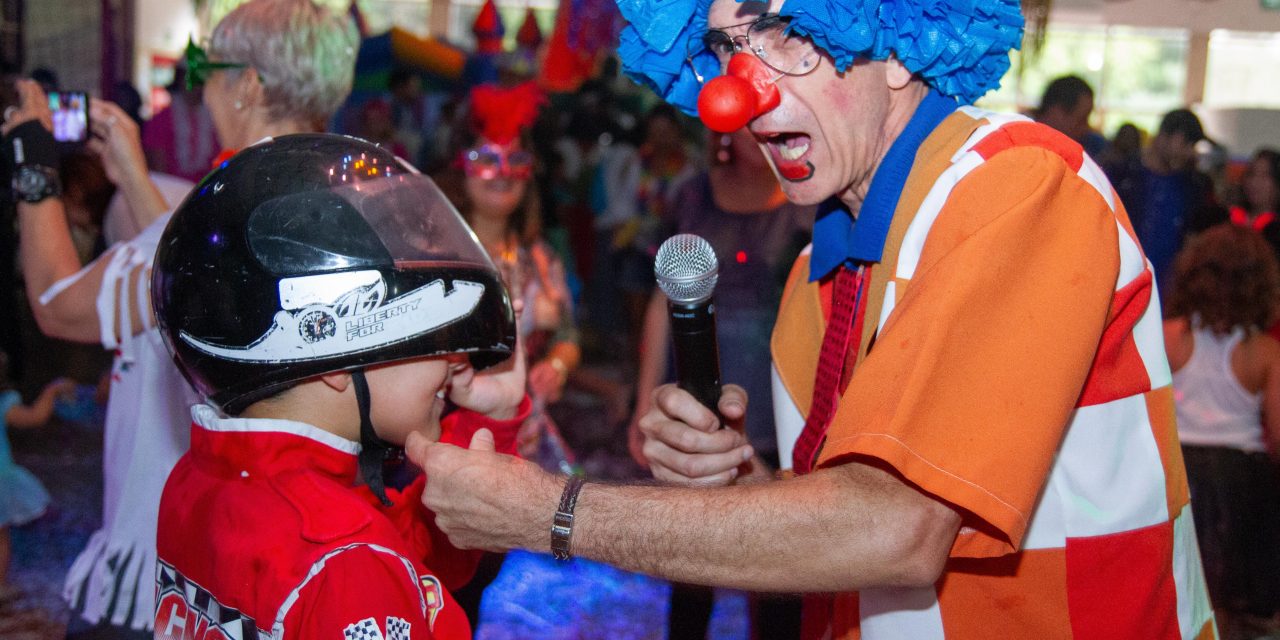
left=477, top=551, right=747, bottom=640
left=5, top=414, right=101, bottom=639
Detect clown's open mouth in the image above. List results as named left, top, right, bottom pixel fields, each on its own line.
left=763, top=133, right=815, bottom=182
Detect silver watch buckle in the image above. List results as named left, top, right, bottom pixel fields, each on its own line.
left=551, top=512, right=574, bottom=560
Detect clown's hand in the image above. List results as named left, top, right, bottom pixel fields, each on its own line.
left=406, top=428, right=556, bottom=552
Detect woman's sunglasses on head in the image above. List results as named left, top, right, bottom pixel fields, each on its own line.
left=183, top=37, right=248, bottom=90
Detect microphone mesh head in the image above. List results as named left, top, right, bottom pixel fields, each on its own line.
left=655, top=234, right=719, bottom=304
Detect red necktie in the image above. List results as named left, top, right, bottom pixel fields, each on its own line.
left=791, top=264, right=871, bottom=475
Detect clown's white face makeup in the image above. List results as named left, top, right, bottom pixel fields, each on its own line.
left=707, top=0, right=923, bottom=211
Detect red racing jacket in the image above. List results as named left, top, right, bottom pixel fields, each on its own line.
left=155, top=398, right=529, bottom=640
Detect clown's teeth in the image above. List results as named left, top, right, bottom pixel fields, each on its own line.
left=779, top=142, right=810, bottom=161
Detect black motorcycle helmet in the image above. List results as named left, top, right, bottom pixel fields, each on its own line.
left=152, top=134, right=516, bottom=501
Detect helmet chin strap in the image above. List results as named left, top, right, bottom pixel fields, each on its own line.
left=351, top=369, right=401, bottom=507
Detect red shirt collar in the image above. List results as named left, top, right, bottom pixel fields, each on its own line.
left=188, top=404, right=360, bottom=482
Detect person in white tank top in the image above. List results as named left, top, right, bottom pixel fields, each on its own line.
left=1172, top=325, right=1271, bottom=452
left=1163, top=224, right=1280, bottom=636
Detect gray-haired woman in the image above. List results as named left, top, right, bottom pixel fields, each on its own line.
left=199, top=0, right=357, bottom=149
left=0, top=2, right=356, bottom=638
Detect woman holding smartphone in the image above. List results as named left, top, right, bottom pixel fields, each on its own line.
left=0, top=2, right=357, bottom=637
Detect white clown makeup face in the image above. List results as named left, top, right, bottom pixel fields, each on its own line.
left=706, top=0, right=904, bottom=208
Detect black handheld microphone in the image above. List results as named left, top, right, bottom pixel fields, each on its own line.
left=654, top=234, right=722, bottom=413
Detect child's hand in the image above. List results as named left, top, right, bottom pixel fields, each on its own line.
left=42, top=377, right=77, bottom=402
left=449, top=298, right=528, bottom=419
left=448, top=345, right=527, bottom=420
left=10, top=377, right=81, bottom=429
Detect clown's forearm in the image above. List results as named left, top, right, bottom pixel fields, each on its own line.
left=568, top=462, right=960, bottom=592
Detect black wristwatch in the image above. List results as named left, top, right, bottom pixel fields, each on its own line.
left=12, top=164, right=62, bottom=203
left=5, top=120, right=61, bottom=203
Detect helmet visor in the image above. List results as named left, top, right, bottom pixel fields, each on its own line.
left=246, top=171, right=498, bottom=277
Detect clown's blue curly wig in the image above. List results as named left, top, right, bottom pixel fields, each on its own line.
left=616, top=0, right=1024, bottom=115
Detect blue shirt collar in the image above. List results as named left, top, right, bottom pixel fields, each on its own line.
left=809, top=90, right=958, bottom=282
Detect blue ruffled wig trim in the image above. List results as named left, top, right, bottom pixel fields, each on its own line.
left=617, top=0, right=717, bottom=115
left=618, top=0, right=1024, bottom=113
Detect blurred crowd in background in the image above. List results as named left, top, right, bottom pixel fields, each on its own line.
left=1, top=0, right=1280, bottom=638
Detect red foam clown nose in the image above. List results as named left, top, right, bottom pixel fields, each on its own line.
left=697, top=53, right=782, bottom=133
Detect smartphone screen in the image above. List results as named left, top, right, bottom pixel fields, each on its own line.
left=48, top=91, right=89, bottom=143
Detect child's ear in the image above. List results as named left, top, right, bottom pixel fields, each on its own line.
left=319, top=371, right=351, bottom=393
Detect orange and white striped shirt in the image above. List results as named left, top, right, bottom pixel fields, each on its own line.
left=771, top=108, right=1215, bottom=639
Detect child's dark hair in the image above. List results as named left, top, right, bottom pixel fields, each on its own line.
left=1166, top=224, right=1280, bottom=334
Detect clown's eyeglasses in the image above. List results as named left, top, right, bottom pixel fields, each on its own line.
left=463, top=144, right=534, bottom=180
left=687, top=13, right=820, bottom=81
left=184, top=37, right=248, bottom=90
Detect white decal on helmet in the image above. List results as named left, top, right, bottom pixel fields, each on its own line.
left=278, top=270, right=385, bottom=311
left=180, top=277, right=484, bottom=363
